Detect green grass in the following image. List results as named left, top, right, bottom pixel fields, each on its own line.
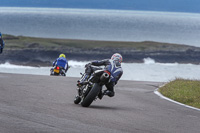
left=159, top=79, right=200, bottom=109
left=3, top=34, right=198, bottom=51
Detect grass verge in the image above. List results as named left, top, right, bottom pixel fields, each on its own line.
left=159, top=79, right=200, bottom=109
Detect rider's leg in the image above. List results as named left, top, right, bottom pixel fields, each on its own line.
left=104, top=82, right=115, bottom=97
left=64, top=63, right=68, bottom=73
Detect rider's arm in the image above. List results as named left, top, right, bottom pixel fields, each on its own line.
left=65, top=62, right=69, bottom=72
left=91, top=59, right=110, bottom=66
left=53, top=59, right=57, bottom=67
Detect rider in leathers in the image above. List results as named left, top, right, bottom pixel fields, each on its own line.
left=53, top=53, right=69, bottom=73
left=78, top=53, right=123, bottom=98
left=0, top=32, right=5, bottom=54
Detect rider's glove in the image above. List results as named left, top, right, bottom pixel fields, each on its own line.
left=85, top=63, right=91, bottom=68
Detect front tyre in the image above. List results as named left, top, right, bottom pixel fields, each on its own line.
left=81, top=83, right=101, bottom=107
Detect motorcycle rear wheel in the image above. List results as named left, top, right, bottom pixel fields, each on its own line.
left=81, top=83, right=101, bottom=107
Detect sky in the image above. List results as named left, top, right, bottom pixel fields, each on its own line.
left=0, top=0, right=200, bottom=13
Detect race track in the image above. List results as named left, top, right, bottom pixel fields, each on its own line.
left=0, top=73, right=199, bottom=133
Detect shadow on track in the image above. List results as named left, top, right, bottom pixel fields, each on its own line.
left=86, top=105, right=135, bottom=112
left=89, top=105, right=119, bottom=110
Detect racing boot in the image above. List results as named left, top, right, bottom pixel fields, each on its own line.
left=74, top=95, right=81, bottom=104
left=103, top=90, right=115, bottom=97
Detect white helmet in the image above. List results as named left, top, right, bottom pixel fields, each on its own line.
left=111, top=53, right=123, bottom=63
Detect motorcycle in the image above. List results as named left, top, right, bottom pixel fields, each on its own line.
left=74, top=69, right=111, bottom=107
left=50, top=65, right=66, bottom=76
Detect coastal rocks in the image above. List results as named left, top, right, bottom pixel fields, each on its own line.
left=2, top=35, right=200, bottom=66
left=1, top=48, right=200, bottom=66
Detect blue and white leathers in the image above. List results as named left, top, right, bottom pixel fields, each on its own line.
left=53, top=57, right=68, bottom=70
left=105, top=59, right=123, bottom=83
left=0, top=32, right=5, bottom=54
left=91, top=59, right=123, bottom=84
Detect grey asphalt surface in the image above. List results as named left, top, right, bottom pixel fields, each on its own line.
left=0, top=73, right=200, bottom=133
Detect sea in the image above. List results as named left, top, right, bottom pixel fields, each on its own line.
left=0, top=59, right=200, bottom=82
left=0, top=7, right=200, bottom=47
left=0, top=7, right=200, bottom=82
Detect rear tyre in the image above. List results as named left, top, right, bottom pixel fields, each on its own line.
left=74, top=95, right=81, bottom=104
left=81, top=83, right=101, bottom=107
left=52, top=72, right=59, bottom=76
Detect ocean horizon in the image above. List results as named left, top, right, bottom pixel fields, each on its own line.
left=1, top=7, right=200, bottom=47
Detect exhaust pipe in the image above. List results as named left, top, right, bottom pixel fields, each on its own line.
left=100, top=72, right=110, bottom=81
left=102, top=72, right=109, bottom=78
